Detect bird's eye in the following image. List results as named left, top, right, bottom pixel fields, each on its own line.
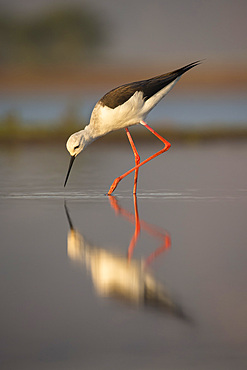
left=74, top=145, right=80, bottom=150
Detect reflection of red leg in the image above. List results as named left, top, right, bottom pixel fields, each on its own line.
left=108, top=120, right=171, bottom=194
left=125, top=128, right=140, bottom=194
left=144, top=233, right=171, bottom=268
left=108, top=194, right=171, bottom=264
left=108, top=194, right=121, bottom=215
left=108, top=195, right=135, bottom=221
left=108, top=195, right=140, bottom=262
left=127, top=194, right=140, bottom=262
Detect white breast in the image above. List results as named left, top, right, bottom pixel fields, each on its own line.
left=89, top=91, right=146, bottom=137
left=89, top=76, right=180, bottom=138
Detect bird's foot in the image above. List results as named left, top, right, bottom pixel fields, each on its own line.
left=107, top=177, right=121, bottom=195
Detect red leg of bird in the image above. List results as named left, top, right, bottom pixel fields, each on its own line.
left=107, top=121, right=171, bottom=195
left=125, top=128, right=140, bottom=194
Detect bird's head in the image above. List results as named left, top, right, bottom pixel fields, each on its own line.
left=66, top=131, right=85, bottom=157
left=64, top=131, right=86, bottom=187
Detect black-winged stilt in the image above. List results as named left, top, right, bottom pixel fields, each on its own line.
left=64, top=61, right=201, bottom=194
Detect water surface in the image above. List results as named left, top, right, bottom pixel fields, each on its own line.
left=1, top=142, right=247, bottom=369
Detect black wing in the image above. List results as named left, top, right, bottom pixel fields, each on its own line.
left=100, top=61, right=201, bottom=109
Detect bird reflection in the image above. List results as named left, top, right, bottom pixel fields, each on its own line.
left=65, top=195, right=186, bottom=319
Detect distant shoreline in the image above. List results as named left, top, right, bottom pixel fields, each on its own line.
left=1, top=121, right=247, bottom=145
left=1, top=64, right=247, bottom=92
left=1, top=63, right=246, bottom=144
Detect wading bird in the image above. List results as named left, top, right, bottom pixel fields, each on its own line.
left=64, top=61, right=200, bottom=194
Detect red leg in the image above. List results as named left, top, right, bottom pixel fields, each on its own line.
left=107, top=121, right=171, bottom=195
left=125, top=128, right=140, bottom=194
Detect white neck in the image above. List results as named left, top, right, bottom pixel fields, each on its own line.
left=79, top=124, right=96, bottom=148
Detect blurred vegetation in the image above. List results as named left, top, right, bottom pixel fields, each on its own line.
left=1, top=110, right=247, bottom=145
left=1, top=5, right=246, bottom=145
left=0, top=5, right=107, bottom=65
left=0, top=108, right=83, bottom=144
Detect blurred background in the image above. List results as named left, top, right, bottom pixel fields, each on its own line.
left=1, top=3, right=247, bottom=369
left=0, top=0, right=247, bottom=142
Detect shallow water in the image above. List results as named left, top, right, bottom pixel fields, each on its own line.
left=1, top=142, right=247, bottom=369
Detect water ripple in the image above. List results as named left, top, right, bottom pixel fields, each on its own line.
left=1, top=189, right=247, bottom=201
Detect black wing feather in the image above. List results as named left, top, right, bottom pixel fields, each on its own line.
left=100, top=61, right=201, bottom=109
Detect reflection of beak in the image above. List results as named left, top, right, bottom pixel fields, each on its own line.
left=64, top=155, right=75, bottom=187
left=64, top=201, right=74, bottom=230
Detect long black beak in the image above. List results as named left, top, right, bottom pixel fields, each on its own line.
left=64, top=155, right=75, bottom=187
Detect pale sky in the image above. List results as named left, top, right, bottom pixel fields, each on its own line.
left=1, top=0, right=247, bottom=65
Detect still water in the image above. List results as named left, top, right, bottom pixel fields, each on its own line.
left=1, top=141, right=247, bottom=369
